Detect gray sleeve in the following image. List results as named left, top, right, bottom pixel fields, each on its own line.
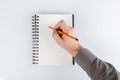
left=74, top=48, right=120, bottom=80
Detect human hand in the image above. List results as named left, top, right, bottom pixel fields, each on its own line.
left=52, top=20, right=83, bottom=57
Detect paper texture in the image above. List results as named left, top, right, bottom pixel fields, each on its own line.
left=35, top=14, right=73, bottom=66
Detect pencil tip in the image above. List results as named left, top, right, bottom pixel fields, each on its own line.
left=75, top=38, right=79, bottom=41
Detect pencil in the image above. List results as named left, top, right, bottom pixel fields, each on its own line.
left=48, top=26, right=78, bottom=41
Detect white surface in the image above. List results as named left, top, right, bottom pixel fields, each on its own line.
left=36, top=14, right=73, bottom=66
left=0, top=0, right=120, bottom=80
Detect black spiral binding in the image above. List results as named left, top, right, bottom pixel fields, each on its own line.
left=32, top=14, right=39, bottom=64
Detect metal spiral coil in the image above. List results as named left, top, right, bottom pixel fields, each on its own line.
left=32, top=14, right=39, bottom=64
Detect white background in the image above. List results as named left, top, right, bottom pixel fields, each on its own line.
left=0, top=0, right=120, bottom=80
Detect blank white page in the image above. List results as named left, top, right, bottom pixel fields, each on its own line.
left=37, top=14, right=73, bottom=66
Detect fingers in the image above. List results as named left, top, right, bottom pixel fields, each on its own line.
left=68, top=26, right=73, bottom=29
left=54, top=20, right=69, bottom=32
left=62, top=28, right=76, bottom=40
left=52, top=29, right=63, bottom=45
left=52, top=20, right=75, bottom=42
left=54, top=20, right=63, bottom=29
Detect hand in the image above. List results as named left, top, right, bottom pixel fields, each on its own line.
left=52, top=20, right=83, bottom=57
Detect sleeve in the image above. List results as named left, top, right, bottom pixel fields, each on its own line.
left=74, top=48, right=120, bottom=80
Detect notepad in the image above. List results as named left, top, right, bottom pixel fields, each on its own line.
left=32, top=14, right=74, bottom=66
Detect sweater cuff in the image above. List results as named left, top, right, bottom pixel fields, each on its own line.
left=74, top=48, right=97, bottom=72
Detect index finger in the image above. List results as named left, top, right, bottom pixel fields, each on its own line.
left=54, top=20, right=69, bottom=32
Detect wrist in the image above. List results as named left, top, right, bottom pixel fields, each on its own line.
left=73, top=45, right=83, bottom=57
left=68, top=43, right=83, bottom=57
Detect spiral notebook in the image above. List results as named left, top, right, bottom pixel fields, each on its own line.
left=32, top=14, right=74, bottom=66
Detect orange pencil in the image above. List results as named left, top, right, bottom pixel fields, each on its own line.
left=48, top=26, right=78, bottom=41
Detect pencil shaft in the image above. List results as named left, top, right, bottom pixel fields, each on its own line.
left=48, top=26, right=77, bottom=40
left=57, top=30, right=76, bottom=39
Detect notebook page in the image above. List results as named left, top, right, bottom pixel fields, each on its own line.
left=38, top=14, right=73, bottom=66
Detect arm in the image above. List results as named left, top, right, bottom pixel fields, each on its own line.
left=75, top=48, right=120, bottom=80
left=52, top=20, right=120, bottom=80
